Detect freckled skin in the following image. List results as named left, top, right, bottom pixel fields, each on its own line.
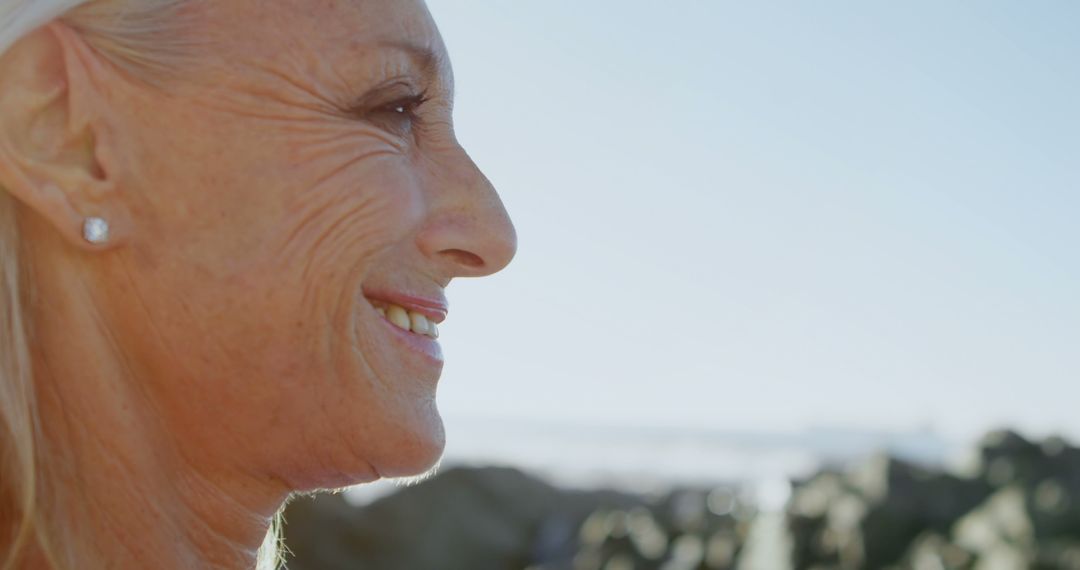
left=92, top=0, right=516, bottom=490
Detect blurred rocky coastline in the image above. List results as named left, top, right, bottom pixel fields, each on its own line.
left=282, top=429, right=1080, bottom=570
left=283, top=466, right=751, bottom=570
left=787, top=429, right=1080, bottom=569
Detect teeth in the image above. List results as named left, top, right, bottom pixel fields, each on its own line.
left=409, top=312, right=431, bottom=336
left=374, top=302, right=440, bottom=339
left=385, top=305, right=411, bottom=331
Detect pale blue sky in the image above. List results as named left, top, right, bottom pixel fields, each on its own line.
left=425, top=1, right=1079, bottom=442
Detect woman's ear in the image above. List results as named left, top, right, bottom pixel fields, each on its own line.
left=0, top=22, right=128, bottom=250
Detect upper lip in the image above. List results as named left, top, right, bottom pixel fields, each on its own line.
left=362, top=288, right=448, bottom=324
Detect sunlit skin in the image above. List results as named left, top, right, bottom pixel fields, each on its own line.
left=0, top=0, right=515, bottom=567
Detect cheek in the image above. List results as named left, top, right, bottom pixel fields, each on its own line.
left=276, top=157, right=425, bottom=276
left=258, top=152, right=425, bottom=385
left=258, top=158, right=440, bottom=483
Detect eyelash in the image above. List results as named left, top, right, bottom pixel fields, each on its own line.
left=384, top=92, right=429, bottom=115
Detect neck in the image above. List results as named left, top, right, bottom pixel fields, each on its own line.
left=18, top=223, right=288, bottom=569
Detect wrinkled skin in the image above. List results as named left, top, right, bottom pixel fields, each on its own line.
left=0, top=0, right=515, bottom=566
left=107, top=0, right=519, bottom=488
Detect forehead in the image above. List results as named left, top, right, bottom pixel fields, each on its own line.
left=200, top=0, right=448, bottom=85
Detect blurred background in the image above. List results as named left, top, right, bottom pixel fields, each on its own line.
left=283, top=2, right=1080, bottom=569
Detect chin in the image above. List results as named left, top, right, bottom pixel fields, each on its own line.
left=368, top=403, right=446, bottom=479
left=319, top=406, right=446, bottom=489
left=274, top=401, right=445, bottom=493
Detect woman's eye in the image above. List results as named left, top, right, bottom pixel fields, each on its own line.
left=364, top=93, right=429, bottom=137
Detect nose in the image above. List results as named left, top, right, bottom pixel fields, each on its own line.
left=417, top=146, right=517, bottom=279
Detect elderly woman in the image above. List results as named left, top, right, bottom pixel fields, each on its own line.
left=0, top=0, right=516, bottom=568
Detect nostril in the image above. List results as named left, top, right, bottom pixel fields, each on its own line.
left=441, top=248, right=484, bottom=269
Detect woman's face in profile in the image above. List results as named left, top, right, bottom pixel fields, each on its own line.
left=98, top=0, right=515, bottom=487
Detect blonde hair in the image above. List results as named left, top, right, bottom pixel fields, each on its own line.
left=0, top=1, right=283, bottom=568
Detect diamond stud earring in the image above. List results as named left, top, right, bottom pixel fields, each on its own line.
left=82, top=217, right=110, bottom=245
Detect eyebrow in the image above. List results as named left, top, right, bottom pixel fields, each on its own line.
left=378, top=41, right=446, bottom=85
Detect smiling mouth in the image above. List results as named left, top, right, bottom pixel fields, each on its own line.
left=369, top=301, right=440, bottom=340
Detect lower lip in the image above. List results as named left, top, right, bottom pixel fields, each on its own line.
left=376, top=315, right=444, bottom=366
